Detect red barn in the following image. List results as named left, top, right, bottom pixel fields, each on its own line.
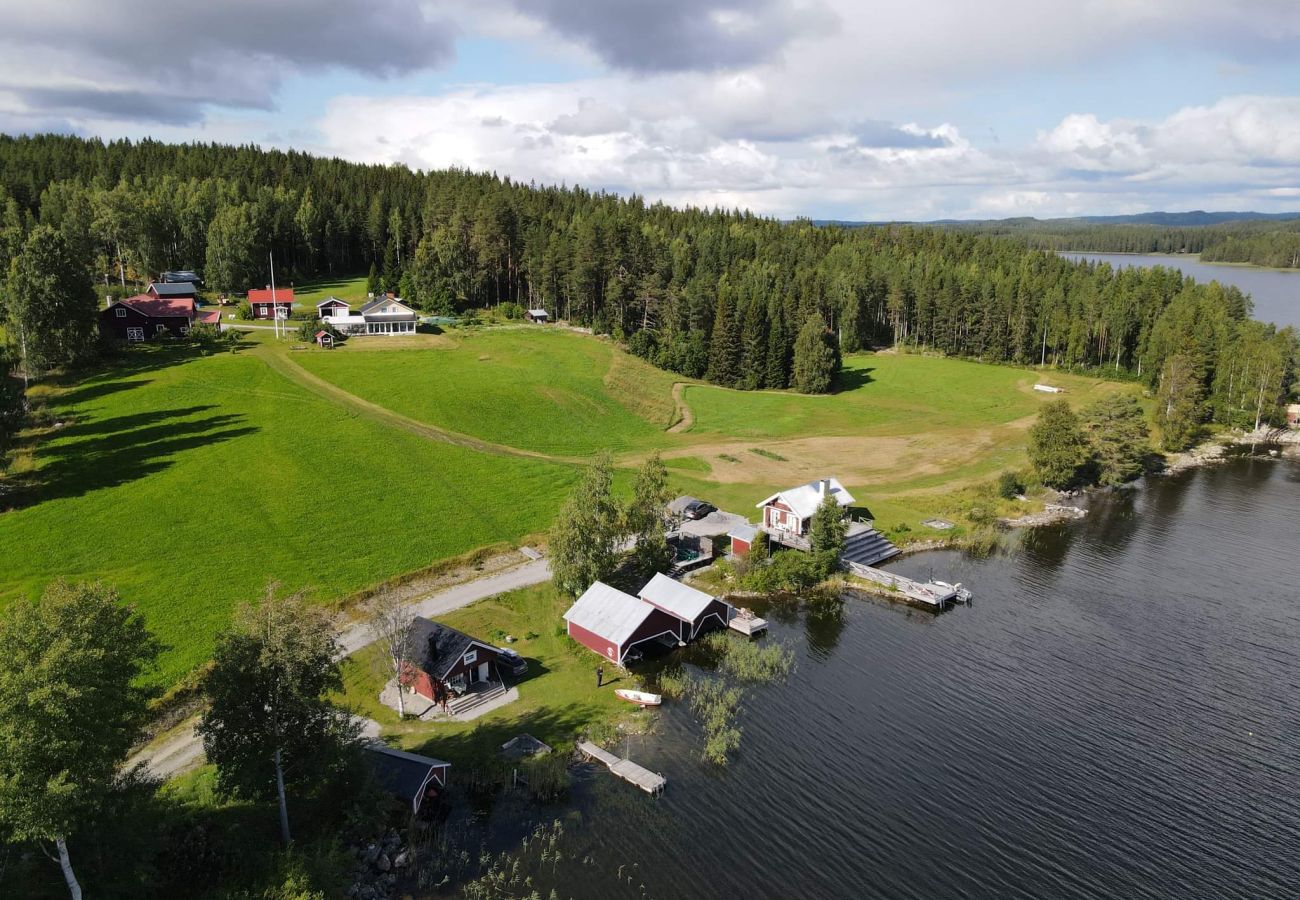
left=99, top=295, right=197, bottom=341
left=563, top=582, right=680, bottom=666
left=638, top=573, right=733, bottom=642
left=247, top=286, right=295, bottom=319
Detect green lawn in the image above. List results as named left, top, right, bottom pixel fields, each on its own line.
left=684, top=352, right=1122, bottom=439
left=337, top=583, right=641, bottom=767
left=296, top=329, right=681, bottom=456
left=0, top=345, right=578, bottom=685
left=290, top=274, right=372, bottom=306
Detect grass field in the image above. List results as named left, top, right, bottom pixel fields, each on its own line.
left=0, top=326, right=1139, bottom=688
left=296, top=328, right=682, bottom=456
left=0, top=343, right=577, bottom=684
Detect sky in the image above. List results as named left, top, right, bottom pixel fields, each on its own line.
left=1, top=0, right=1299, bottom=221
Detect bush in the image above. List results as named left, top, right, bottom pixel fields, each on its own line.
left=235, top=301, right=255, bottom=321
left=997, top=471, right=1025, bottom=499
left=498, top=301, right=523, bottom=320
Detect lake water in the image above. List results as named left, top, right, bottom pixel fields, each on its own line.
left=449, top=456, right=1300, bottom=899
left=1060, top=252, right=1300, bottom=330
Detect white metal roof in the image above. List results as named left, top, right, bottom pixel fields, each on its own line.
left=639, top=573, right=716, bottom=621
left=528, top=308, right=549, bottom=316
left=727, top=523, right=759, bottom=542
left=756, top=477, right=855, bottom=519
left=563, top=582, right=657, bottom=646
left=323, top=313, right=367, bottom=325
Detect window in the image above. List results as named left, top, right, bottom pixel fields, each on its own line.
left=115, top=307, right=126, bottom=318
left=155, top=324, right=166, bottom=333
left=126, top=327, right=144, bottom=342
left=463, top=649, right=477, bottom=666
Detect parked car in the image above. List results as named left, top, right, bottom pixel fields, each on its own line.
left=683, top=500, right=717, bottom=520
left=497, top=648, right=528, bottom=677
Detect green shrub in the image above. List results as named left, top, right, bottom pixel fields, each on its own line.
left=236, top=301, right=255, bottom=321
left=499, top=301, right=523, bottom=320
left=997, top=470, right=1025, bottom=499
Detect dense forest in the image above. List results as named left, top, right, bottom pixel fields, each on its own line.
left=946, top=216, right=1300, bottom=268
left=0, top=134, right=1295, bottom=441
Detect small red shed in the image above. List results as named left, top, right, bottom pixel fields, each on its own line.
left=727, top=523, right=759, bottom=557
left=314, top=330, right=334, bottom=349
left=363, top=745, right=450, bottom=817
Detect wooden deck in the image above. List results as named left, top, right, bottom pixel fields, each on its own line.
left=846, top=562, right=971, bottom=608
left=728, top=608, right=768, bottom=636
left=578, top=741, right=667, bottom=794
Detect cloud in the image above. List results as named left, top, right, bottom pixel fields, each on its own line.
left=500, top=0, right=836, bottom=73
left=0, top=0, right=457, bottom=123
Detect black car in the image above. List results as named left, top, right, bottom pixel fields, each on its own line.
left=497, top=648, right=528, bottom=677
left=683, top=500, right=717, bottom=520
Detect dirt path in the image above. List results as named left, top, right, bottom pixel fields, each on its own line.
left=259, top=347, right=584, bottom=465
left=128, top=557, right=553, bottom=780
left=667, top=382, right=694, bottom=433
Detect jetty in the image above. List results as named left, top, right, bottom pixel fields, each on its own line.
left=846, top=562, right=972, bottom=608
left=728, top=607, right=768, bottom=636
left=577, top=741, right=666, bottom=795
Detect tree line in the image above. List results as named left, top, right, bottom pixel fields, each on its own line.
left=946, top=217, right=1300, bottom=268
left=0, top=134, right=1294, bottom=426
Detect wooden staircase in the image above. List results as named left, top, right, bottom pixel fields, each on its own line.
left=839, top=527, right=900, bottom=568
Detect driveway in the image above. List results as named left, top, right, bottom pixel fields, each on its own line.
left=130, top=557, right=553, bottom=780
left=677, top=508, right=751, bottom=540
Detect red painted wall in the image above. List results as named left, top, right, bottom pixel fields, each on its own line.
left=567, top=620, right=619, bottom=662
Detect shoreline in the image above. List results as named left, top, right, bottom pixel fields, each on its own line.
left=1060, top=250, right=1300, bottom=275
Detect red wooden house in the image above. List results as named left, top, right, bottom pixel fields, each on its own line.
left=247, top=286, right=295, bottom=319
left=563, top=581, right=681, bottom=666
left=401, top=617, right=502, bottom=703
left=99, top=295, right=197, bottom=341
left=756, top=477, right=854, bottom=539
left=638, top=573, right=732, bottom=641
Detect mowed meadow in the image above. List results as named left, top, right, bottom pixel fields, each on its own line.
left=0, top=326, right=1134, bottom=686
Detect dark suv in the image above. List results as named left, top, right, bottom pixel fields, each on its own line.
left=683, top=500, right=717, bottom=520
left=498, top=648, right=528, bottom=677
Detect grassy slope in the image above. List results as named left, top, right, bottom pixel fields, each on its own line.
left=0, top=345, right=577, bottom=684
left=296, top=328, right=682, bottom=456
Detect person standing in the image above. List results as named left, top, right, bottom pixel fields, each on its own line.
left=596, top=665, right=604, bottom=688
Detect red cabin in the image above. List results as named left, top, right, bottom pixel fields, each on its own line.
left=247, top=286, right=295, bottom=319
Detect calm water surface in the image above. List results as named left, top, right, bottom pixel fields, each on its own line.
left=1061, top=251, right=1300, bottom=329
left=452, top=457, right=1300, bottom=899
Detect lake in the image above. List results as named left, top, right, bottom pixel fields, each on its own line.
left=446, top=455, right=1300, bottom=899
left=1061, top=252, right=1300, bottom=330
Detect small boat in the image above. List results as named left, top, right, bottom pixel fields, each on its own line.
left=615, top=689, right=662, bottom=708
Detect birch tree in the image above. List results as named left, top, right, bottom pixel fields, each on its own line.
left=198, top=585, right=357, bottom=846
left=365, top=591, right=417, bottom=718
left=0, top=581, right=159, bottom=900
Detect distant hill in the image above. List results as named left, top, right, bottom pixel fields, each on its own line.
left=812, top=211, right=1300, bottom=228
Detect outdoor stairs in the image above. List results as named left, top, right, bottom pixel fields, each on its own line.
left=839, top=528, right=900, bottom=568
left=447, top=681, right=507, bottom=717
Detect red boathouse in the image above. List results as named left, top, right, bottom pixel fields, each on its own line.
left=563, top=582, right=680, bottom=666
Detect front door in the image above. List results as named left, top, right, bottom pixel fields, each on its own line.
left=477, top=662, right=490, bottom=684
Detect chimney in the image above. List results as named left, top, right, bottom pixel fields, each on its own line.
left=819, top=478, right=831, bottom=497
left=266, top=284, right=271, bottom=290
left=105, top=295, right=112, bottom=308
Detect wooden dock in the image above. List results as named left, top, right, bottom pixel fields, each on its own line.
left=728, top=608, right=768, bottom=636
left=846, top=562, right=971, bottom=608
left=577, top=741, right=666, bottom=794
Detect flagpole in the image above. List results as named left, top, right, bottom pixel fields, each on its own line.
left=269, top=250, right=278, bottom=338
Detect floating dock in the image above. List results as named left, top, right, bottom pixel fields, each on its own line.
left=728, top=608, right=768, bottom=636
left=578, top=741, right=666, bottom=794
left=846, top=562, right=972, bottom=608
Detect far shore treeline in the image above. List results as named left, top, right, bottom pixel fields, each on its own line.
left=0, top=133, right=1295, bottom=436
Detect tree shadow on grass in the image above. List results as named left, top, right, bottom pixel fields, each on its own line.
left=10, top=406, right=257, bottom=507
left=834, top=365, right=875, bottom=393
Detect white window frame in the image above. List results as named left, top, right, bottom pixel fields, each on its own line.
left=126, top=327, right=144, bottom=342
left=463, top=649, right=477, bottom=666
left=115, top=307, right=126, bottom=318
left=155, top=324, right=167, bottom=333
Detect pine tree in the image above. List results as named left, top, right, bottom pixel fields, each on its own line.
left=1156, top=353, right=1206, bottom=451
left=707, top=277, right=741, bottom=386
left=791, top=312, right=838, bottom=394
left=764, top=297, right=789, bottom=388
left=1082, top=393, right=1150, bottom=485
left=738, top=293, right=768, bottom=390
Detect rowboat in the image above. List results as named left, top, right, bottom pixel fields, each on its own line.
left=614, top=689, right=662, bottom=708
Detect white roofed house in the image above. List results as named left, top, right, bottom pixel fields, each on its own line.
left=319, top=294, right=419, bottom=335
left=757, top=477, right=855, bottom=541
